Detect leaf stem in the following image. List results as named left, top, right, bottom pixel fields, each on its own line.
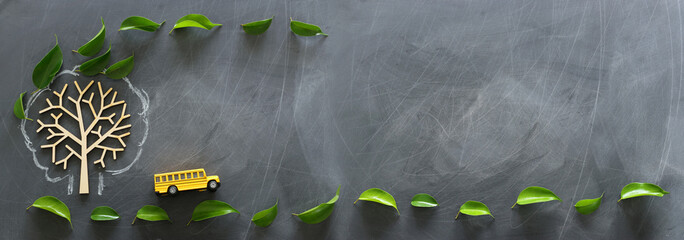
left=353, top=199, right=358, bottom=205
left=72, top=50, right=78, bottom=53
left=31, top=88, right=40, bottom=95
left=132, top=217, right=136, bottom=225
left=187, top=220, right=192, bottom=226
left=511, top=203, right=517, bottom=208
left=455, top=212, right=460, bottom=220
left=26, top=205, right=32, bottom=210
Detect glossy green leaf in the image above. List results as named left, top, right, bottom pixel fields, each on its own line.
left=188, top=200, right=239, bottom=225
left=512, top=186, right=562, bottom=208
left=293, top=185, right=340, bottom=224
left=32, top=36, right=62, bottom=89
left=410, top=193, right=439, bottom=208
left=90, top=206, right=120, bottom=221
left=132, top=205, right=170, bottom=224
left=251, top=200, right=278, bottom=227
left=456, top=201, right=494, bottom=219
left=76, top=17, right=106, bottom=56
left=79, top=46, right=111, bottom=76
left=119, top=16, right=164, bottom=32
left=14, top=92, right=32, bottom=121
left=574, top=193, right=603, bottom=215
left=27, top=196, right=71, bottom=227
left=170, top=14, right=222, bottom=33
left=104, top=54, right=134, bottom=79
left=354, top=188, right=399, bottom=214
left=241, top=17, right=273, bottom=35
left=619, top=182, right=670, bottom=202
left=290, top=19, right=328, bottom=37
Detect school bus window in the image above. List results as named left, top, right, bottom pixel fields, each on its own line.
left=162, top=176, right=166, bottom=181
left=186, top=173, right=191, bottom=179
left=199, top=172, right=204, bottom=177
left=180, top=174, right=185, bottom=180
left=174, top=174, right=178, bottom=180
left=193, top=172, right=198, bottom=178
left=155, top=177, right=160, bottom=182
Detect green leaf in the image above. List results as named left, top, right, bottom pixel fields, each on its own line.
left=290, top=19, right=328, bottom=37
left=79, top=46, right=111, bottom=76
left=410, top=193, right=439, bottom=208
left=188, top=200, right=239, bottom=225
left=241, top=17, right=273, bottom=35
left=574, top=193, right=603, bottom=215
left=27, top=196, right=71, bottom=228
left=619, top=182, right=670, bottom=202
left=76, top=17, right=106, bottom=57
left=354, top=188, right=399, bottom=214
left=456, top=201, right=494, bottom=219
left=104, top=54, right=134, bottom=79
left=32, top=36, right=62, bottom=89
left=293, top=185, right=340, bottom=224
left=170, top=14, right=222, bottom=34
left=90, top=206, right=120, bottom=221
left=512, top=186, right=562, bottom=208
left=119, top=16, right=164, bottom=32
left=133, top=205, right=171, bottom=224
left=251, top=200, right=278, bottom=227
left=14, top=92, right=32, bottom=121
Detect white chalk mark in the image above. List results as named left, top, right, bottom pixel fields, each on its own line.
left=106, top=76, right=150, bottom=175
left=21, top=67, right=80, bottom=193
left=97, top=172, right=104, bottom=195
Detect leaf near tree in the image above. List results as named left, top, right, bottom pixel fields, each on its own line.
left=456, top=201, right=493, bottom=219
left=27, top=196, right=71, bottom=228
left=32, top=36, right=62, bottom=89
left=574, top=193, right=603, bottom=215
left=188, top=200, right=239, bottom=225
left=79, top=46, right=111, bottom=76
left=14, top=92, right=32, bottom=121
left=293, top=185, right=340, bottom=224
left=512, top=186, right=562, bottom=208
left=619, top=182, right=669, bottom=202
left=91, top=206, right=120, bottom=221
left=354, top=188, right=399, bottom=214
left=133, top=205, right=171, bottom=224
left=290, top=19, right=328, bottom=37
left=251, top=200, right=278, bottom=227
left=120, top=16, right=164, bottom=32
left=76, top=17, right=106, bottom=57
left=170, top=14, right=222, bottom=33
left=105, top=54, right=134, bottom=79
left=241, top=17, right=273, bottom=35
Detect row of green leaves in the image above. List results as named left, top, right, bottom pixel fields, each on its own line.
left=14, top=14, right=326, bottom=121
left=27, top=182, right=669, bottom=228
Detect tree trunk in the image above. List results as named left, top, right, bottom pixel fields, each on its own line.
left=79, top=155, right=89, bottom=194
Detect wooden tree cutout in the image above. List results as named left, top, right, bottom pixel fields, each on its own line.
left=37, top=80, right=131, bottom=194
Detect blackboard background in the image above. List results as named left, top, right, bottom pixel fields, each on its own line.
left=1, top=0, right=682, bottom=239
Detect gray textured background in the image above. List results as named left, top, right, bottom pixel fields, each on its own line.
left=0, top=0, right=682, bottom=239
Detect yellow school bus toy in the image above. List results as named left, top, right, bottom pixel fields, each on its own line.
left=154, top=168, right=220, bottom=196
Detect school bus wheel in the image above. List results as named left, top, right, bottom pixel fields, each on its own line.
left=168, top=185, right=179, bottom=196
left=208, top=180, right=219, bottom=192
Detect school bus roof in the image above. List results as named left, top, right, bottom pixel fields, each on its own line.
left=154, top=168, right=206, bottom=177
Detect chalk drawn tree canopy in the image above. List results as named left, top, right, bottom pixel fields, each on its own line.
left=36, top=80, right=131, bottom=194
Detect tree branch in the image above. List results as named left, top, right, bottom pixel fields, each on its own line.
left=54, top=144, right=80, bottom=169
left=39, top=83, right=78, bottom=120
left=93, top=146, right=124, bottom=168
left=86, top=103, right=131, bottom=154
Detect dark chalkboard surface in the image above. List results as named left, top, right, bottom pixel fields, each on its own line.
left=1, top=0, right=682, bottom=239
